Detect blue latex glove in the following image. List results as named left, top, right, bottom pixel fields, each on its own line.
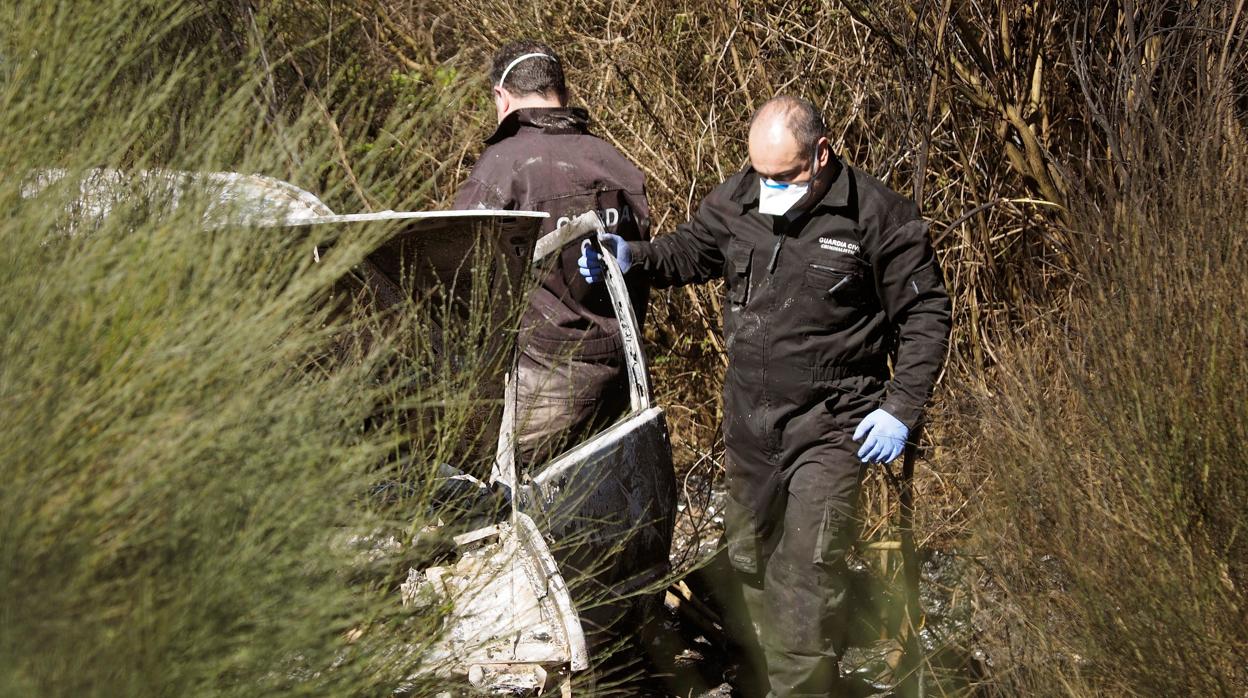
left=577, top=232, right=631, bottom=284
left=853, top=408, right=909, bottom=463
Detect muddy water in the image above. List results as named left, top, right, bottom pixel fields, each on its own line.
left=661, top=477, right=981, bottom=697
left=839, top=549, right=982, bottom=696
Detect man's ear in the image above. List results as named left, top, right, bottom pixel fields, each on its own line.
left=816, top=136, right=831, bottom=170
left=492, top=86, right=510, bottom=121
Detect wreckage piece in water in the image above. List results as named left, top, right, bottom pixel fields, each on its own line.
left=497, top=212, right=677, bottom=645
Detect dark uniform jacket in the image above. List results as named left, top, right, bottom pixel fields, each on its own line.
left=628, top=158, right=951, bottom=519
left=453, top=107, right=651, bottom=361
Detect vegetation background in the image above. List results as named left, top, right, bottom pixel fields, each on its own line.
left=2, top=0, right=1245, bottom=696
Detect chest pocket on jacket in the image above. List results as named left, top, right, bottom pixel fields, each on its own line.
left=726, top=241, right=754, bottom=305
left=802, top=258, right=870, bottom=325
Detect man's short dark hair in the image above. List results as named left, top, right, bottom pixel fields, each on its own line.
left=751, top=95, right=827, bottom=151
left=489, top=41, right=567, bottom=100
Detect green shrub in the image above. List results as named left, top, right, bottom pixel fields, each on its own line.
left=0, top=2, right=490, bottom=695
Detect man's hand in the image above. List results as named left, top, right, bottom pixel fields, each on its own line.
left=577, top=232, right=631, bottom=284
left=853, top=408, right=909, bottom=463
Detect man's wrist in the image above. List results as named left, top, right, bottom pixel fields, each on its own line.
left=624, top=240, right=649, bottom=270
left=879, top=399, right=922, bottom=431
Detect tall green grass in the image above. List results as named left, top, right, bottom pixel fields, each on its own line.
left=0, top=2, right=498, bottom=695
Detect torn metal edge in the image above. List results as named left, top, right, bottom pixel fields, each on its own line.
left=599, top=238, right=651, bottom=412
left=271, top=209, right=548, bottom=227
left=512, top=512, right=590, bottom=672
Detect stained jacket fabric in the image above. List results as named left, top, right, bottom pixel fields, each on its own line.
left=629, top=158, right=951, bottom=522
left=453, top=107, right=651, bottom=359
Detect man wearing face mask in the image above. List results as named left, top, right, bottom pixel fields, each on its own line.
left=454, top=41, right=651, bottom=467
left=580, top=95, right=951, bottom=696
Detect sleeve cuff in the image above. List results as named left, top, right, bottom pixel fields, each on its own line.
left=627, top=240, right=652, bottom=269
left=880, top=398, right=924, bottom=431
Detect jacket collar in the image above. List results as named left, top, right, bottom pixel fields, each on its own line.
left=731, top=154, right=851, bottom=213
left=484, top=106, right=591, bottom=145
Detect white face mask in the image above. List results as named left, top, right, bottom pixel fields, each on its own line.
left=758, top=178, right=811, bottom=216
left=757, top=141, right=825, bottom=217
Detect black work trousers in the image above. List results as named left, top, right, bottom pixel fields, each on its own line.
left=723, top=415, right=869, bottom=697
